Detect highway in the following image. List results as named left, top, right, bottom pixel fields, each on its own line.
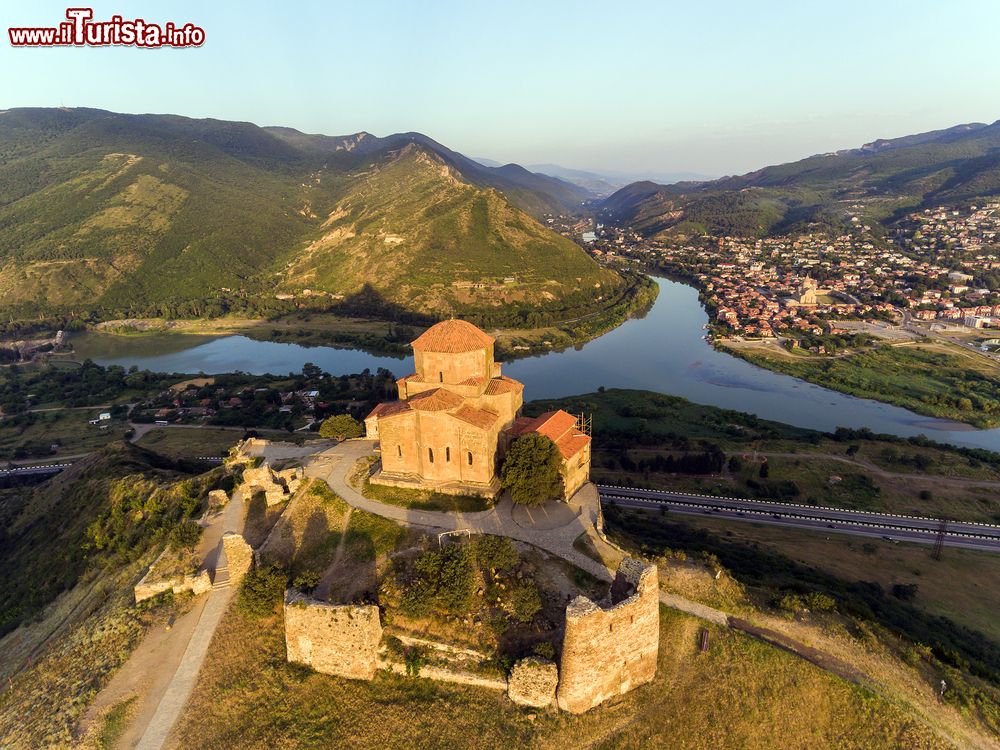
left=597, top=484, right=1000, bottom=553
left=0, top=462, right=72, bottom=478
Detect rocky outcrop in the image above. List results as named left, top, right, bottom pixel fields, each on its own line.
left=508, top=657, right=558, bottom=708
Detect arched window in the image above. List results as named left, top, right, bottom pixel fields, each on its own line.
left=428, top=447, right=434, bottom=463
left=445, top=446, right=451, bottom=462
left=439, top=371, right=444, bottom=382
left=467, top=451, right=473, bottom=466
left=397, top=445, right=402, bottom=458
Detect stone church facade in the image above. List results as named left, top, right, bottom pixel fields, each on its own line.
left=365, top=319, right=590, bottom=499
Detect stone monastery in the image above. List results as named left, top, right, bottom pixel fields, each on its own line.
left=364, top=319, right=591, bottom=499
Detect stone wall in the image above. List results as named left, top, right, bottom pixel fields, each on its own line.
left=284, top=591, right=383, bottom=680
left=134, top=568, right=212, bottom=603
left=556, top=558, right=659, bottom=714
left=508, top=657, right=558, bottom=708
left=222, top=532, right=254, bottom=582
left=242, top=464, right=290, bottom=505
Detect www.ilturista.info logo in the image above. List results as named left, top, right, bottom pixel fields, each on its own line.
left=8, top=8, right=205, bottom=48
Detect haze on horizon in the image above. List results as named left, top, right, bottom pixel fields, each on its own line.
left=2, top=0, right=998, bottom=180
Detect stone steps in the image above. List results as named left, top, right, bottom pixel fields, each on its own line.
left=211, top=566, right=231, bottom=590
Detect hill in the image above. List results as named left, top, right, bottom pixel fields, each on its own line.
left=600, top=120, right=1000, bottom=237
left=280, top=143, right=622, bottom=318
left=0, top=107, right=608, bottom=323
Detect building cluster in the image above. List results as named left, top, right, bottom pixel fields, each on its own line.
left=582, top=202, right=1000, bottom=338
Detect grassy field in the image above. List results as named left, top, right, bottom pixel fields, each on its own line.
left=727, top=340, right=1000, bottom=428
left=0, top=409, right=129, bottom=461
left=648, top=512, right=1000, bottom=645
left=529, top=388, right=1000, bottom=521
left=134, top=427, right=243, bottom=460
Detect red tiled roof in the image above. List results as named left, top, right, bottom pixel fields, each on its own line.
left=407, top=388, right=465, bottom=411
left=459, top=375, right=487, bottom=387
left=530, top=410, right=580, bottom=442
left=484, top=376, right=523, bottom=395
left=365, top=401, right=410, bottom=420
left=505, top=409, right=590, bottom=459
left=453, top=404, right=499, bottom=430
left=554, top=432, right=590, bottom=460
left=411, top=319, right=494, bottom=353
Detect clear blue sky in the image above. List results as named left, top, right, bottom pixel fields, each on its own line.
left=2, top=0, right=998, bottom=177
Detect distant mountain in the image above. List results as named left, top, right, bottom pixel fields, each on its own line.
left=264, top=129, right=590, bottom=217
left=0, top=107, right=614, bottom=321
left=600, top=121, right=1000, bottom=237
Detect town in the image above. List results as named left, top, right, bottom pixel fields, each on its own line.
left=550, top=202, right=1000, bottom=349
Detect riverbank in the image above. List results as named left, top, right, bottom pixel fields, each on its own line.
left=72, top=273, right=658, bottom=363
left=720, top=337, right=1000, bottom=429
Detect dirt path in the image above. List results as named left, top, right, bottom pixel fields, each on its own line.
left=82, top=492, right=246, bottom=749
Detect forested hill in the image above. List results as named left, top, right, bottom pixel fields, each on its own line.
left=599, top=120, right=1000, bottom=238
left=0, top=107, right=613, bottom=323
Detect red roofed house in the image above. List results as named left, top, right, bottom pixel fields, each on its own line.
left=365, top=319, right=590, bottom=500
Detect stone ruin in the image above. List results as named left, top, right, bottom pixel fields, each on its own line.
left=241, top=464, right=303, bottom=506
left=222, top=532, right=254, bottom=583
left=207, top=489, right=229, bottom=509
left=507, top=657, right=559, bottom=708
left=283, top=591, right=384, bottom=680
left=281, top=557, right=659, bottom=713
left=556, top=557, right=660, bottom=713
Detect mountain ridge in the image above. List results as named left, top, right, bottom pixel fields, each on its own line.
left=600, top=120, right=1000, bottom=237
left=0, top=107, right=614, bottom=323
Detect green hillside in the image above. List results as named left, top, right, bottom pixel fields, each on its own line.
left=281, top=144, right=622, bottom=316
left=601, top=121, right=1000, bottom=237
left=0, top=108, right=608, bottom=323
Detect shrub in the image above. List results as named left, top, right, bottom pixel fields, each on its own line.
left=292, top=570, right=321, bottom=593
left=237, top=564, right=287, bottom=618
left=168, top=520, right=203, bottom=553
left=475, top=536, right=519, bottom=572
left=500, top=433, right=564, bottom=506
left=532, top=641, right=555, bottom=660
left=319, top=414, right=363, bottom=440
left=401, top=544, right=476, bottom=617
left=510, top=582, right=542, bottom=623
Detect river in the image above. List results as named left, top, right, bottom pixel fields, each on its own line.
left=81, top=277, right=1000, bottom=451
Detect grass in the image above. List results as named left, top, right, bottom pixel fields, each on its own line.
left=531, top=389, right=1000, bottom=522
left=172, top=601, right=956, bottom=749
left=93, top=696, right=136, bottom=749
left=0, top=409, right=128, bottom=460
left=730, top=341, right=1000, bottom=428
left=660, top=513, right=1000, bottom=645
left=135, top=426, right=242, bottom=460
left=359, top=459, right=493, bottom=513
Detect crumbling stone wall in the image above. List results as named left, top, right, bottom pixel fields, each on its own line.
left=284, top=591, right=382, bottom=680
left=556, top=558, right=659, bottom=714
left=222, top=532, right=254, bottom=582
left=134, top=569, right=211, bottom=603
left=242, top=464, right=290, bottom=505
left=207, top=489, right=229, bottom=509
left=508, top=657, right=558, bottom=708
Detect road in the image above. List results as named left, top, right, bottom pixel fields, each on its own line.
left=597, top=484, right=1000, bottom=553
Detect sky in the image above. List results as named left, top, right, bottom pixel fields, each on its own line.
left=2, top=0, right=999, bottom=178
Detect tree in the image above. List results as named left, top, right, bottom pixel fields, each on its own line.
left=758, top=461, right=769, bottom=479
left=319, top=413, right=363, bottom=440
left=501, top=433, right=563, bottom=506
